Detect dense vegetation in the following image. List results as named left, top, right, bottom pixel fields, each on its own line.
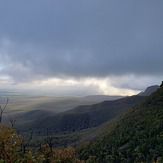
left=0, top=124, right=79, bottom=163
left=1, top=85, right=163, bottom=162
left=78, top=86, right=163, bottom=162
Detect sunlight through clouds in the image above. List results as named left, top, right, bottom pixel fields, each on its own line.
left=6, top=77, right=139, bottom=96
left=0, top=1, right=163, bottom=95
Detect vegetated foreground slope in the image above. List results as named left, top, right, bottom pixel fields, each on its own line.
left=19, top=95, right=144, bottom=134
left=78, top=86, right=163, bottom=163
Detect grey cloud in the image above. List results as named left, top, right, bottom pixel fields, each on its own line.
left=0, top=0, right=163, bottom=82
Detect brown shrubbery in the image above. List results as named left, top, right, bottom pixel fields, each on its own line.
left=0, top=124, right=84, bottom=163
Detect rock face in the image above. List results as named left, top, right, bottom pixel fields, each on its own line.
left=138, top=85, right=160, bottom=96
left=160, top=81, right=163, bottom=87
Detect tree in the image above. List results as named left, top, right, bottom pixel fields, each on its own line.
left=20, top=129, right=33, bottom=154
left=44, top=128, right=55, bottom=152
left=8, top=114, right=17, bottom=127
left=0, top=97, right=9, bottom=123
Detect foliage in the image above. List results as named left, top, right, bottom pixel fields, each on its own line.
left=1, top=86, right=163, bottom=162
left=39, top=145, right=76, bottom=163
left=0, top=124, right=21, bottom=162
left=78, top=87, right=163, bottom=162
left=0, top=124, right=84, bottom=163
left=0, top=124, right=37, bottom=162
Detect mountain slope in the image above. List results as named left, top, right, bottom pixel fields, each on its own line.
left=19, top=95, right=144, bottom=134
left=138, top=85, right=159, bottom=96
left=79, top=86, right=163, bottom=162
left=81, top=95, right=124, bottom=101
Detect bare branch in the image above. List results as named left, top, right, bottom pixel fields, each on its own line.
left=8, top=115, right=17, bottom=128
left=21, top=129, right=34, bottom=154
left=0, top=97, right=9, bottom=123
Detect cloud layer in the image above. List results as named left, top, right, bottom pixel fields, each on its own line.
left=0, top=1, right=163, bottom=95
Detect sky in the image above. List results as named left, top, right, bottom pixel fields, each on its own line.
left=0, top=0, right=163, bottom=96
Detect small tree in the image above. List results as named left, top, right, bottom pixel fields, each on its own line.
left=19, top=129, right=33, bottom=154
left=0, top=97, right=9, bottom=123
left=45, top=128, right=55, bottom=152
left=8, top=114, right=17, bottom=128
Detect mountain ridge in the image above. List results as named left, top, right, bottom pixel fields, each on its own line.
left=78, top=85, right=163, bottom=162
left=138, top=85, right=159, bottom=96
left=18, top=95, right=145, bottom=134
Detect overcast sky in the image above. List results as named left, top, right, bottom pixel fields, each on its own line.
left=0, top=0, right=163, bottom=96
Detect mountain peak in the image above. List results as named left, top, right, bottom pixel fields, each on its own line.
left=138, top=85, right=160, bottom=96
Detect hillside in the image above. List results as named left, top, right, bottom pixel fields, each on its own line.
left=78, top=86, right=163, bottom=162
left=18, top=95, right=144, bottom=134
left=3, top=94, right=124, bottom=118
left=81, top=95, right=124, bottom=101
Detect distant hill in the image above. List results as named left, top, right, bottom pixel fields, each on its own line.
left=138, top=85, right=160, bottom=96
left=2, top=93, right=124, bottom=114
left=81, top=95, right=124, bottom=101
left=16, top=110, right=53, bottom=123
left=18, top=95, right=145, bottom=133
left=79, top=85, right=163, bottom=162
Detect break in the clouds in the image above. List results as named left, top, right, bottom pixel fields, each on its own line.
left=0, top=0, right=163, bottom=95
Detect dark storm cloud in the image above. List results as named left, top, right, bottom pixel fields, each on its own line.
left=0, top=0, right=163, bottom=82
